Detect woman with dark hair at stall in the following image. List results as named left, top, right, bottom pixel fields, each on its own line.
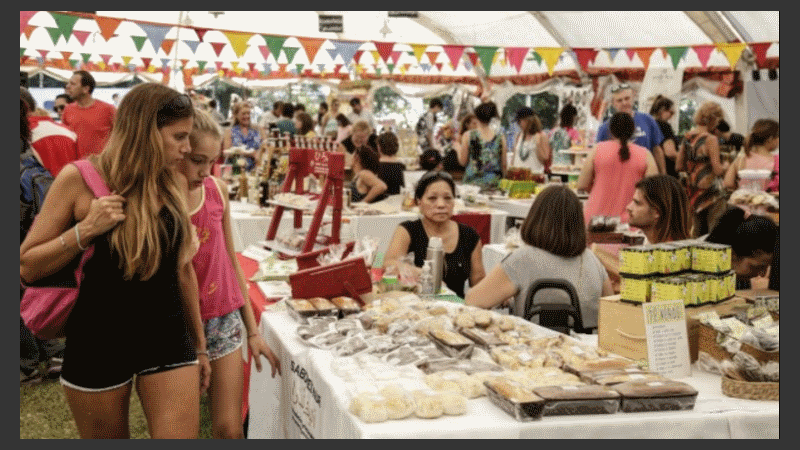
left=376, top=131, right=405, bottom=196
left=350, top=146, right=388, bottom=204
left=466, top=185, right=612, bottom=329
left=706, top=206, right=779, bottom=291
left=723, top=119, right=779, bottom=191
left=510, top=107, right=551, bottom=176
left=649, top=95, right=679, bottom=178
left=458, top=102, right=507, bottom=190
left=578, top=112, right=657, bottom=224
left=548, top=104, right=580, bottom=174
left=383, top=171, right=485, bottom=298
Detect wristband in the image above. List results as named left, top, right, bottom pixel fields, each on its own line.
left=74, top=225, right=87, bottom=251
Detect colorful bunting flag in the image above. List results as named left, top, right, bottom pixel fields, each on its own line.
left=297, top=37, right=325, bottom=64
left=95, top=16, right=122, bottom=41
left=716, top=43, right=747, bottom=69
left=284, top=46, right=300, bottom=64
left=295, top=63, right=304, bottom=74
left=410, top=44, right=427, bottom=63
left=425, top=51, right=439, bottom=64
left=45, top=28, right=62, bottom=46
left=330, top=40, right=362, bottom=66
left=374, top=41, right=395, bottom=64
left=572, top=48, right=598, bottom=71
left=389, top=50, right=402, bottom=65
left=664, top=46, right=688, bottom=70
left=131, top=36, right=148, bottom=53
left=50, top=12, right=80, bottom=42
left=183, top=40, right=200, bottom=55
left=100, top=54, right=112, bottom=65
left=122, top=56, right=133, bottom=66
left=161, top=39, right=175, bottom=55
left=142, top=57, right=152, bottom=68
left=370, top=50, right=381, bottom=64
left=138, top=23, right=171, bottom=54
left=23, top=25, right=36, bottom=39
left=505, top=47, right=529, bottom=73
left=624, top=48, right=637, bottom=62
left=193, top=27, right=209, bottom=42
left=634, top=47, right=656, bottom=71
left=534, top=47, right=563, bottom=75
left=161, top=58, right=171, bottom=68
left=223, top=31, right=252, bottom=58
left=442, top=45, right=465, bottom=69
left=466, top=51, right=479, bottom=68
left=606, top=48, right=621, bottom=62
left=693, top=45, right=715, bottom=69
left=19, top=47, right=26, bottom=58
left=264, top=36, right=287, bottom=61
left=38, top=49, right=49, bottom=60
left=749, top=42, right=772, bottom=68
left=210, top=42, right=226, bottom=58
left=387, top=63, right=395, bottom=74
left=196, top=60, right=207, bottom=72
left=20, top=11, right=36, bottom=35
left=72, top=30, right=91, bottom=46
left=473, top=46, right=498, bottom=74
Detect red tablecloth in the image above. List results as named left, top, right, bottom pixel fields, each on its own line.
left=452, top=212, right=491, bottom=244
left=236, top=253, right=279, bottom=423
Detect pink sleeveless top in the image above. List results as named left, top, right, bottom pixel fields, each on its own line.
left=583, top=141, right=649, bottom=224
left=191, top=177, right=245, bottom=320
left=737, top=152, right=775, bottom=191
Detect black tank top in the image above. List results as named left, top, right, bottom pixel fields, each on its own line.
left=399, top=219, right=480, bottom=299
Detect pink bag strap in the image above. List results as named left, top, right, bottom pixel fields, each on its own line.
left=72, top=160, right=111, bottom=198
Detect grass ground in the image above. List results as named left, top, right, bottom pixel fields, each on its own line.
left=20, top=371, right=216, bottom=439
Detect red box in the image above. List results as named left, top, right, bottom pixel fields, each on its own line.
left=289, top=257, right=372, bottom=305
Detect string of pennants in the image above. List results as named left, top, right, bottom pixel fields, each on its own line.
left=20, top=11, right=779, bottom=80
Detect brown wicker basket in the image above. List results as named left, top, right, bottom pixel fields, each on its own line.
left=697, top=323, right=779, bottom=363
left=721, top=376, right=779, bottom=401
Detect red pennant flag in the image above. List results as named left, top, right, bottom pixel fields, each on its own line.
left=95, top=16, right=122, bottom=41
left=210, top=42, right=226, bottom=57
left=333, top=64, right=343, bottom=75
left=467, top=51, right=479, bottom=67
left=297, top=36, right=325, bottom=63
left=374, top=41, right=395, bottom=63
left=23, top=24, right=36, bottom=39
left=389, top=51, right=402, bottom=65
left=141, top=57, right=152, bottom=68
left=435, top=63, right=443, bottom=72
left=572, top=48, right=599, bottom=71
left=442, top=45, right=465, bottom=69
left=161, top=39, right=175, bottom=55
left=625, top=48, right=636, bottom=62
left=100, top=54, right=112, bottom=65
left=61, top=51, right=72, bottom=60
left=38, top=49, right=49, bottom=59
left=353, top=50, right=364, bottom=64
left=194, top=27, right=209, bottom=42
left=634, top=47, right=656, bottom=71
left=749, top=42, right=772, bottom=69
left=180, top=58, right=189, bottom=67
left=72, top=30, right=91, bottom=46
left=258, top=45, right=270, bottom=60
left=505, top=47, right=529, bottom=73
left=20, top=11, right=36, bottom=35
left=693, top=45, right=715, bottom=69
left=248, top=62, right=256, bottom=72
left=215, top=61, right=224, bottom=71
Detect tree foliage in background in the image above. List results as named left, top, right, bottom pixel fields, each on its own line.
left=501, top=92, right=559, bottom=129
left=372, top=86, right=419, bottom=128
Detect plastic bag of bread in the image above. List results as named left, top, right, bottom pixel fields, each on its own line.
left=483, top=378, right=545, bottom=421
left=439, top=392, right=468, bottom=415
left=331, top=296, right=363, bottom=316
left=349, top=392, right=389, bottom=423
left=307, top=297, right=338, bottom=316
left=412, top=390, right=445, bottom=419
left=612, top=380, right=699, bottom=412
left=378, top=385, right=417, bottom=420
left=470, top=309, right=493, bottom=328
left=425, top=371, right=464, bottom=394
left=429, top=329, right=475, bottom=359
left=533, top=384, right=621, bottom=416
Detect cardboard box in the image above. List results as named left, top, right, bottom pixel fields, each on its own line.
left=597, top=295, right=747, bottom=365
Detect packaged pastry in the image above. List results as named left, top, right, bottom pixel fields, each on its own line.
left=349, top=392, right=389, bottom=423
left=383, top=345, right=425, bottom=367
left=439, top=392, right=468, bottom=415
left=334, top=317, right=363, bottom=335
left=533, top=384, right=621, bottom=416
left=582, top=369, right=667, bottom=386
left=492, top=314, right=517, bottom=332
left=378, top=385, right=416, bottom=420
left=308, top=330, right=348, bottom=349
left=428, top=329, right=475, bottom=359
left=564, top=357, right=641, bottom=375
left=286, top=298, right=319, bottom=322
left=412, top=390, right=444, bottom=419
left=331, top=335, right=370, bottom=357
left=416, top=357, right=503, bottom=375
left=612, top=380, right=699, bottom=412
left=454, top=311, right=476, bottom=329
left=307, top=297, right=339, bottom=317
left=296, top=315, right=337, bottom=341
left=483, top=378, right=545, bottom=421
left=331, top=296, right=363, bottom=316
left=471, top=309, right=493, bottom=328
left=459, top=327, right=505, bottom=350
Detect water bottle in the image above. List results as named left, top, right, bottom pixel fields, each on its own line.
left=426, top=236, right=445, bottom=296
left=419, top=260, right=434, bottom=298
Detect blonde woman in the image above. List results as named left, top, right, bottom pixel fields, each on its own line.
left=20, top=83, right=209, bottom=438
left=223, top=101, right=266, bottom=171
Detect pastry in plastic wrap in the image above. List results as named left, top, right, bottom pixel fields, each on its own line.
left=583, top=369, right=667, bottom=386
left=379, top=385, right=416, bottom=420
left=416, top=358, right=503, bottom=375
left=286, top=298, right=319, bottom=322
left=412, top=391, right=445, bottom=419
left=349, top=392, right=389, bottom=423
left=331, top=296, right=363, bottom=316
left=425, top=372, right=464, bottom=394
left=439, top=392, right=468, bottom=415
left=493, top=315, right=517, bottom=332
left=429, top=329, right=475, bottom=358
left=471, top=309, right=493, bottom=328
left=459, top=327, right=505, bottom=350
left=383, top=345, right=425, bottom=366
left=533, top=384, right=621, bottom=416
left=309, top=330, right=348, bottom=349
left=365, top=335, right=401, bottom=355
left=334, top=317, right=363, bottom=335
left=564, top=356, right=641, bottom=375
left=454, top=311, right=476, bottom=328
left=296, top=316, right=336, bottom=341
left=414, top=316, right=453, bottom=336
left=307, top=297, right=338, bottom=316
left=332, top=335, right=369, bottom=357
left=483, top=378, right=545, bottom=421
left=612, top=380, right=699, bottom=412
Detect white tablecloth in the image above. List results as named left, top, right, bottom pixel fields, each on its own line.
left=482, top=243, right=510, bottom=273
left=404, top=170, right=428, bottom=191
left=230, top=200, right=509, bottom=254
left=486, top=198, right=534, bottom=219
left=247, top=309, right=779, bottom=439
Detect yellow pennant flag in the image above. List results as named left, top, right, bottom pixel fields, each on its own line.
left=122, top=56, right=132, bottom=66
left=370, top=50, right=381, bottom=64
left=410, top=44, right=428, bottom=64
left=148, top=65, right=157, bottom=73
left=218, top=69, right=226, bottom=77
left=716, top=43, right=747, bottom=69
left=534, top=47, right=563, bottom=75
left=223, top=31, right=253, bottom=59
left=493, top=51, right=504, bottom=67
left=231, top=61, right=242, bottom=75
left=98, top=61, right=106, bottom=70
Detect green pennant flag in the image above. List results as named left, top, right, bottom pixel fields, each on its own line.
left=51, top=12, right=80, bottom=40
left=665, top=46, right=688, bottom=70
left=196, top=60, right=207, bottom=72
left=20, top=48, right=26, bottom=58
left=473, top=46, right=498, bottom=75
left=375, top=67, right=382, bottom=76
left=387, top=63, right=395, bottom=74
left=46, top=28, right=62, bottom=45
left=264, top=36, right=287, bottom=61
left=69, top=59, right=80, bottom=68
left=295, top=63, right=304, bottom=73
left=283, top=46, right=300, bottom=64
left=530, top=51, right=542, bottom=66
left=131, top=36, right=148, bottom=53
left=80, top=53, right=92, bottom=63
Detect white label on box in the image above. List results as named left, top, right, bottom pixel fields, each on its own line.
left=561, top=385, right=579, bottom=390
left=642, top=299, right=691, bottom=379
left=646, top=381, right=665, bottom=387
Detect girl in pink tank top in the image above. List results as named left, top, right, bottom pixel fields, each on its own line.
left=179, top=108, right=280, bottom=438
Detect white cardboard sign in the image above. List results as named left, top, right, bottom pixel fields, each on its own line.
left=642, top=299, right=691, bottom=378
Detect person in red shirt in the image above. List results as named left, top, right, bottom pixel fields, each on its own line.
left=20, top=87, right=79, bottom=176
left=61, top=70, right=115, bottom=158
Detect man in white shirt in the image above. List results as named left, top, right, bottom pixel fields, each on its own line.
left=258, top=100, right=283, bottom=132
left=347, top=97, right=375, bottom=131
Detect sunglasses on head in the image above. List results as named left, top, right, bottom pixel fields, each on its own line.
left=420, top=170, right=453, bottom=182
left=610, top=83, right=631, bottom=93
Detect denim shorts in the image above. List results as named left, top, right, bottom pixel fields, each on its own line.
left=204, top=309, right=244, bottom=361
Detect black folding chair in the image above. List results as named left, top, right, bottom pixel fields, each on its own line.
left=522, top=279, right=594, bottom=335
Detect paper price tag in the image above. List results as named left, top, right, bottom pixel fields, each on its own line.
left=642, top=299, right=691, bottom=379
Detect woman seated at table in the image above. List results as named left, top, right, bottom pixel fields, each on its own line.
left=223, top=101, right=266, bottom=172
left=578, top=112, right=657, bottom=225
left=465, top=185, right=612, bottom=330
left=383, top=171, right=485, bottom=298
left=376, top=131, right=405, bottom=196
left=351, top=146, right=388, bottom=204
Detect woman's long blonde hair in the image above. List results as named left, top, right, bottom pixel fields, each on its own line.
left=92, top=83, right=194, bottom=281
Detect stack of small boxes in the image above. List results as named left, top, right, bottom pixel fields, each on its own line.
left=619, top=240, right=736, bottom=306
